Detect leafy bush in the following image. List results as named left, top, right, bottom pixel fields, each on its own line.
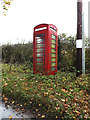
left=2, top=64, right=90, bottom=119
left=2, top=42, right=33, bottom=64
left=58, top=34, right=90, bottom=73
left=1, top=33, right=90, bottom=73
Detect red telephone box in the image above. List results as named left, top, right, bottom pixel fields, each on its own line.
left=33, top=23, right=58, bottom=75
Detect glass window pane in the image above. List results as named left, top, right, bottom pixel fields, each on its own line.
left=51, top=49, right=56, bottom=53
left=37, top=67, right=43, bottom=71
left=36, top=53, right=43, bottom=57
left=37, top=58, right=43, bottom=62
left=52, top=35, right=56, bottom=39
left=37, top=63, right=43, bottom=66
left=51, top=63, right=56, bottom=66
left=52, top=40, right=56, bottom=44
left=51, top=67, right=56, bottom=71
left=51, top=44, right=56, bottom=48
left=36, top=44, right=44, bottom=48
left=37, top=38, right=43, bottom=43
left=35, top=34, right=44, bottom=43
left=51, top=58, right=56, bottom=61
left=36, top=48, right=43, bottom=52
left=51, top=53, right=56, bottom=57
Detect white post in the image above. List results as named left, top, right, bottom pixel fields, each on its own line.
left=82, top=11, right=85, bottom=74
left=88, top=2, right=90, bottom=41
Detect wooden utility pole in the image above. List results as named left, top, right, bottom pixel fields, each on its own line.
left=76, top=0, right=82, bottom=77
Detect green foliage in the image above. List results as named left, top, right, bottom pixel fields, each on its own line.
left=58, top=34, right=90, bottom=73
left=85, top=48, right=90, bottom=73
left=2, top=44, right=14, bottom=63
left=2, top=64, right=90, bottom=119
left=2, top=42, right=33, bottom=65
left=58, top=34, right=77, bottom=71
left=1, top=33, right=90, bottom=73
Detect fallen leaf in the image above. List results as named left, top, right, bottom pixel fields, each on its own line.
left=54, top=98, right=57, bottom=101
left=16, top=110, right=19, bottom=112
left=3, top=95, right=5, bottom=98
left=75, top=110, right=80, bottom=114
left=21, top=109, right=25, bottom=111
left=25, top=87, right=28, bottom=90
left=44, top=92, right=48, bottom=95
left=31, top=98, right=33, bottom=100
left=56, top=116, right=58, bottom=118
left=70, top=85, right=72, bottom=87
left=61, top=89, right=66, bottom=92
left=7, top=105, right=9, bottom=108
left=17, top=108, right=20, bottom=112
left=5, top=101, right=7, bottom=103
left=79, top=77, right=82, bottom=80
left=51, top=95, right=54, bottom=98
left=55, top=107, right=58, bottom=110
left=80, top=90, right=83, bottom=93
left=84, top=90, right=86, bottom=92
left=86, top=94, right=88, bottom=97
left=36, top=109, right=38, bottom=111
left=39, top=104, right=41, bottom=106
left=38, top=114, right=40, bottom=116
left=4, top=82, right=8, bottom=86
left=84, top=110, right=87, bottom=113
left=84, top=114, right=88, bottom=118
left=61, top=99, right=65, bottom=102
left=41, top=115, right=45, bottom=118
left=4, top=97, right=8, bottom=101
left=73, top=98, right=78, bottom=102
left=14, top=84, right=17, bottom=87
left=12, top=101, right=14, bottom=104
left=25, top=83, right=27, bottom=86
left=24, top=103, right=27, bottom=105
left=70, top=89, right=73, bottom=91
left=73, top=116, right=76, bottom=119
left=17, top=104, right=19, bottom=106
left=9, top=115, right=13, bottom=119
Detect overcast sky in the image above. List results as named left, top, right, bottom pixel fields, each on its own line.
left=0, top=0, right=89, bottom=45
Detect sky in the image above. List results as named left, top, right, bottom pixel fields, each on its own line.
left=0, top=0, right=89, bottom=45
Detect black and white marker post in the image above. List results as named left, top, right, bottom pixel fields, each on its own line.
left=76, top=0, right=82, bottom=77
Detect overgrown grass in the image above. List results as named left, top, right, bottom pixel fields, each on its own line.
left=2, top=64, right=90, bottom=119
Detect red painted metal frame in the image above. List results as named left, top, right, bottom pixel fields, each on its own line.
left=33, top=23, right=58, bottom=75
